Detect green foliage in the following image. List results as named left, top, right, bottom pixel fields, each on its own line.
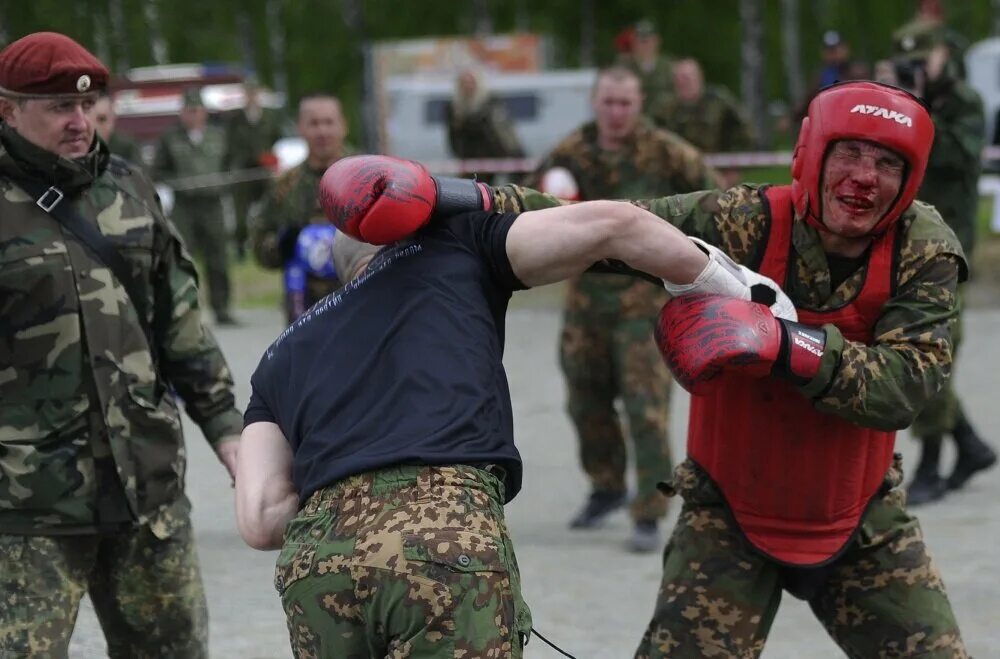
left=3, top=0, right=996, bottom=142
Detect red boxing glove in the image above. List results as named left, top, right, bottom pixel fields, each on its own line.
left=319, top=155, right=493, bottom=245
left=319, top=155, right=437, bottom=244
left=655, top=294, right=826, bottom=395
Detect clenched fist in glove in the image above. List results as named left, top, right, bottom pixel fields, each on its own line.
left=663, top=237, right=797, bottom=322
left=319, top=155, right=492, bottom=244
left=655, top=294, right=826, bottom=395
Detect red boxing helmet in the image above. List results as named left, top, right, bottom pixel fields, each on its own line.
left=791, top=81, right=934, bottom=235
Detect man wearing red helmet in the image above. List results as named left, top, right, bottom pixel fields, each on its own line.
left=322, top=80, right=968, bottom=656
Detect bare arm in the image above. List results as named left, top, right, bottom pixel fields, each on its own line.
left=235, top=421, right=299, bottom=551
left=505, top=200, right=708, bottom=288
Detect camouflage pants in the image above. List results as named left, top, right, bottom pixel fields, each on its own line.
left=635, top=459, right=967, bottom=659
left=171, top=196, right=232, bottom=316
left=0, top=516, right=208, bottom=659
left=911, top=289, right=965, bottom=438
left=560, top=312, right=672, bottom=521
left=275, top=465, right=532, bottom=658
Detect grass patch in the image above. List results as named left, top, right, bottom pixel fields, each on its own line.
left=231, top=258, right=282, bottom=309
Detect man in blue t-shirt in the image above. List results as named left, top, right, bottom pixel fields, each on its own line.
left=234, top=155, right=795, bottom=658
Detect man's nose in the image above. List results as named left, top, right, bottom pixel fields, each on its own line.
left=67, top=105, right=89, bottom=131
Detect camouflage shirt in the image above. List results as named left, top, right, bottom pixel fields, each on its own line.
left=617, top=54, right=675, bottom=116
left=650, top=86, right=754, bottom=153
left=445, top=95, right=525, bottom=159
left=525, top=119, right=722, bottom=317
left=491, top=183, right=966, bottom=431
left=152, top=123, right=228, bottom=199
left=919, top=77, right=984, bottom=256
left=0, top=126, right=242, bottom=534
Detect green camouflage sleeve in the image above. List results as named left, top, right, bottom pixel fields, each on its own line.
left=151, top=134, right=174, bottom=183
left=491, top=184, right=767, bottom=266
left=928, top=84, right=985, bottom=172
left=801, top=249, right=962, bottom=431
left=251, top=183, right=286, bottom=269
left=152, top=213, right=243, bottom=444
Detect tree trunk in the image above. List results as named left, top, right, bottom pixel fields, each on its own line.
left=237, top=9, right=257, bottom=76
left=740, top=0, right=769, bottom=148
left=340, top=0, right=379, bottom=152
left=141, top=0, right=169, bottom=66
left=780, top=0, right=805, bottom=111
left=266, top=0, right=289, bottom=99
left=471, top=0, right=493, bottom=36
left=579, top=0, right=595, bottom=67
left=108, top=0, right=130, bottom=71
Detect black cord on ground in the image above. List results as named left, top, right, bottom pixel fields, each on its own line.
left=530, top=627, right=579, bottom=658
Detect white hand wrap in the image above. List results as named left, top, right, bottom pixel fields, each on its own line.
left=663, top=237, right=798, bottom=322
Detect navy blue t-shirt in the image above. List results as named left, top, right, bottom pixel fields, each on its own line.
left=244, top=212, right=528, bottom=503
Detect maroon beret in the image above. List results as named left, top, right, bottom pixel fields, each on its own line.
left=0, top=32, right=109, bottom=98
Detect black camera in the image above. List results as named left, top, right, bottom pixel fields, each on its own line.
left=892, top=57, right=926, bottom=92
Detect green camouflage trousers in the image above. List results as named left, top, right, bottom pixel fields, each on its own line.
left=275, top=465, right=532, bottom=658
left=560, top=312, right=672, bottom=521
left=635, top=459, right=967, bottom=659
left=911, top=288, right=965, bottom=437
left=0, top=513, right=208, bottom=659
left=171, top=195, right=232, bottom=316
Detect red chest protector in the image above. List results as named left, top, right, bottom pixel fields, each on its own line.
left=687, top=185, right=898, bottom=566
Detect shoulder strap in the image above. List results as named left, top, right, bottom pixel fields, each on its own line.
left=11, top=176, right=157, bottom=356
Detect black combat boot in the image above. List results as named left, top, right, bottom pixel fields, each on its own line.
left=906, top=435, right=947, bottom=506
left=569, top=489, right=627, bottom=529
left=947, top=417, right=997, bottom=490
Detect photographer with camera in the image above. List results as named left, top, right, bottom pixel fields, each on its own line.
left=877, top=24, right=996, bottom=505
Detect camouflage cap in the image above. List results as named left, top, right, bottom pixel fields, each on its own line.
left=634, top=19, right=657, bottom=37
left=894, top=22, right=951, bottom=59
left=181, top=87, right=204, bottom=108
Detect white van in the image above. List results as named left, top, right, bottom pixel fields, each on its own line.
left=966, top=37, right=1000, bottom=143
left=382, top=68, right=598, bottom=163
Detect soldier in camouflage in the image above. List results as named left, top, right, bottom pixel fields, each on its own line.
left=445, top=68, right=525, bottom=161
left=93, top=91, right=143, bottom=165
left=488, top=81, right=968, bottom=657
left=251, top=93, right=352, bottom=324
left=224, top=78, right=284, bottom=260
left=890, top=23, right=997, bottom=505
left=527, top=66, right=722, bottom=552
left=617, top=20, right=675, bottom=119
left=651, top=58, right=753, bottom=186
left=153, top=87, right=237, bottom=324
left=0, top=32, right=243, bottom=658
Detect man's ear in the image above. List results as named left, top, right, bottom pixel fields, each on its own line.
left=0, top=99, right=18, bottom=125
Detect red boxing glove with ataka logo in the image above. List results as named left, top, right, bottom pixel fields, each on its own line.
left=655, top=294, right=825, bottom=395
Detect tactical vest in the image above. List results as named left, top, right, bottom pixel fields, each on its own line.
left=687, top=184, right=898, bottom=566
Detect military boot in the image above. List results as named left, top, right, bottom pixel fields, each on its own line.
left=569, top=489, right=626, bottom=529
left=947, top=418, right=997, bottom=490
left=906, top=435, right=947, bottom=506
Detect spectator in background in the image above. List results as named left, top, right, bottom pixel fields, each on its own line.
left=224, top=77, right=284, bottom=260
left=251, top=93, right=352, bottom=325
left=651, top=58, right=753, bottom=185
left=791, top=31, right=869, bottom=123
left=445, top=68, right=524, bottom=161
left=886, top=22, right=995, bottom=505
left=894, top=0, right=968, bottom=79
left=153, top=88, right=236, bottom=325
left=617, top=19, right=675, bottom=115
left=93, top=91, right=142, bottom=165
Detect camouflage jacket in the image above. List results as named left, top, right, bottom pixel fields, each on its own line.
left=919, top=77, right=984, bottom=257
left=223, top=107, right=284, bottom=170
left=616, top=53, right=675, bottom=116
left=650, top=86, right=753, bottom=153
left=152, top=123, right=228, bottom=200
left=445, top=95, right=525, bottom=159
left=525, top=119, right=722, bottom=317
left=0, top=126, right=242, bottom=534
left=492, top=183, right=966, bottom=431
left=252, top=160, right=332, bottom=269
left=106, top=131, right=143, bottom=167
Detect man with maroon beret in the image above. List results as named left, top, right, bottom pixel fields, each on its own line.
left=0, top=32, right=242, bottom=658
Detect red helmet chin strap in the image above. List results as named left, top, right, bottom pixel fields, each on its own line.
left=791, top=82, right=934, bottom=235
